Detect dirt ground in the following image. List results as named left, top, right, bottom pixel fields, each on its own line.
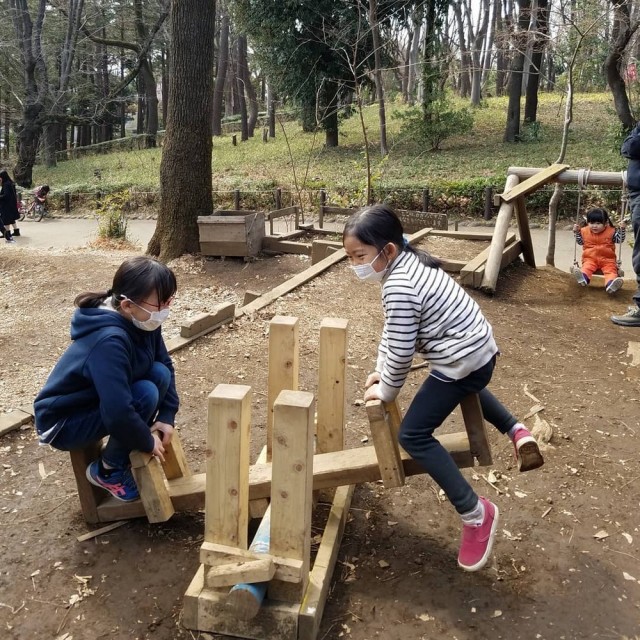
left=1, top=233, right=640, bottom=640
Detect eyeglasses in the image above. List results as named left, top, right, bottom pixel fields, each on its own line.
left=141, top=295, right=175, bottom=309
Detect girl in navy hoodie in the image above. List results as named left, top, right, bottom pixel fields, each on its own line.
left=35, top=256, right=179, bottom=502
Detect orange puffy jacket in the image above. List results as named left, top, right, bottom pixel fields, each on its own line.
left=579, top=226, right=616, bottom=263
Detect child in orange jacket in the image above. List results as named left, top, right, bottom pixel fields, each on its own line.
left=573, top=207, right=626, bottom=293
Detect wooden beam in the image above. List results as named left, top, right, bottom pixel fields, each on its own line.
left=268, top=390, right=315, bottom=603
left=500, top=164, right=570, bottom=202
left=94, top=432, right=474, bottom=522
left=167, top=302, right=235, bottom=353
left=267, top=317, right=299, bottom=459
left=366, top=400, right=405, bottom=488
left=179, top=303, right=236, bottom=339
left=160, top=430, right=191, bottom=480
left=69, top=442, right=105, bottom=524
left=508, top=167, right=623, bottom=186
left=298, top=484, right=355, bottom=640
left=205, top=384, right=252, bottom=549
left=428, top=230, right=496, bottom=240
left=261, top=237, right=312, bottom=255
left=0, top=408, right=32, bottom=437
left=460, top=232, right=516, bottom=287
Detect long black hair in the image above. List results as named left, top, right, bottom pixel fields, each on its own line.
left=0, top=169, right=14, bottom=185
left=74, top=256, right=177, bottom=309
left=343, top=204, right=440, bottom=268
left=585, top=207, right=614, bottom=227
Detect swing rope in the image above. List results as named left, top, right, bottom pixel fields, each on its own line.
left=572, top=168, right=591, bottom=269
left=618, top=170, right=628, bottom=271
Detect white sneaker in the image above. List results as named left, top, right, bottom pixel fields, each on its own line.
left=572, top=268, right=587, bottom=286
left=606, top=277, right=624, bottom=294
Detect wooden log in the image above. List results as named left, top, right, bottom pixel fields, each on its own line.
left=129, top=451, right=175, bottom=523
left=480, top=173, right=519, bottom=294
left=94, top=433, right=475, bottom=522
left=261, top=237, right=312, bottom=255
left=205, top=384, right=252, bottom=549
left=167, top=302, right=236, bottom=353
left=460, top=394, right=492, bottom=466
left=179, top=303, right=236, bottom=338
left=267, top=317, right=299, bottom=459
left=366, top=400, right=405, bottom=488
left=268, top=390, right=315, bottom=603
left=507, top=166, right=624, bottom=186
left=499, top=163, right=570, bottom=203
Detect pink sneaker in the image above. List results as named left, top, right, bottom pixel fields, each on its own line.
left=513, top=428, right=544, bottom=472
left=458, top=497, right=499, bottom=572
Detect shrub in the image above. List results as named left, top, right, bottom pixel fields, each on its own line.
left=97, top=191, right=129, bottom=240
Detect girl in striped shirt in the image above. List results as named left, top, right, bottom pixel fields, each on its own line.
left=343, top=204, right=543, bottom=572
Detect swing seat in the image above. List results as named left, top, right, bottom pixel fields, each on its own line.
left=570, top=264, right=624, bottom=281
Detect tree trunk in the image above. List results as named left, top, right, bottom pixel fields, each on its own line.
left=236, top=36, right=249, bottom=142
left=453, top=1, right=472, bottom=98
left=42, top=123, right=57, bottom=167
left=323, top=82, right=339, bottom=147
left=238, top=34, right=258, bottom=136
left=148, top=0, right=215, bottom=262
left=161, top=46, right=168, bottom=128
left=14, top=104, right=42, bottom=187
left=524, top=0, right=549, bottom=123
left=267, top=83, right=276, bottom=138
left=140, top=58, right=159, bottom=146
left=212, top=6, right=229, bottom=136
left=605, top=0, right=639, bottom=131
left=369, top=0, right=388, bottom=156
left=504, top=0, right=531, bottom=142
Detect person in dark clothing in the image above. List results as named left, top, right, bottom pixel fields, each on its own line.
left=0, top=216, right=14, bottom=243
left=0, top=169, right=21, bottom=238
left=613, top=123, right=640, bottom=325
left=34, top=256, right=180, bottom=502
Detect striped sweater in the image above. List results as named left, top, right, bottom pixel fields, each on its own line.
left=375, top=250, right=498, bottom=402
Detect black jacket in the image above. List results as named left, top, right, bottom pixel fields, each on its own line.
left=621, top=122, right=640, bottom=192
left=0, top=180, right=19, bottom=225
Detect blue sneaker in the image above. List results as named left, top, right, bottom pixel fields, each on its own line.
left=86, top=460, right=139, bottom=502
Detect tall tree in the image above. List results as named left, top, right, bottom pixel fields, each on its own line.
left=369, top=0, right=388, bottom=156
left=212, top=3, right=229, bottom=136
left=148, top=0, right=215, bottom=261
left=523, top=0, right=549, bottom=123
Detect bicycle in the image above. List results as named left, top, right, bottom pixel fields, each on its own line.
left=24, top=199, right=47, bottom=222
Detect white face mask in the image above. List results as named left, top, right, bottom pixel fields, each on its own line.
left=122, top=297, right=171, bottom=331
left=351, top=249, right=389, bottom=282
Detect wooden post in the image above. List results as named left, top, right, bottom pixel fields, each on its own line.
left=232, top=134, right=237, bottom=146
left=268, top=390, right=315, bottom=602
left=460, top=394, right=493, bottom=466
left=69, top=442, right=104, bottom=523
left=130, top=451, right=175, bottom=523
left=64, top=191, right=71, bottom=212
left=480, top=173, right=519, bottom=294
left=234, top=189, right=240, bottom=211
left=161, top=430, right=191, bottom=480
left=317, top=318, right=348, bottom=454
left=271, top=188, right=281, bottom=235
left=267, top=317, right=299, bottom=460
left=204, top=384, right=252, bottom=549
left=366, top=400, right=405, bottom=488
left=514, top=196, right=536, bottom=267
left=483, top=186, right=493, bottom=220
left=422, top=188, right=430, bottom=212
left=319, top=189, right=326, bottom=229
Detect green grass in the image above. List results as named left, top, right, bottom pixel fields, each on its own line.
left=28, top=91, right=627, bottom=209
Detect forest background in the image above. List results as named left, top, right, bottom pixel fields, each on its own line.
left=0, top=0, right=639, bottom=259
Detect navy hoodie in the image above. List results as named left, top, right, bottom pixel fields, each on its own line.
left=34, top=306, right=179, bottom=453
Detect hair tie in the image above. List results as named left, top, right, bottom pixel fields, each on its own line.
left=402, top=236, right=410, bottom=249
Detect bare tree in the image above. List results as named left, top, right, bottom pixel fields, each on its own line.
left=369, top=0, right=387, bottom=156
left=212, top=3, right=229, bottom=136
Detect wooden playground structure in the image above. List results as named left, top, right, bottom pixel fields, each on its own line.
left=69, top=315, right=495, bottom=639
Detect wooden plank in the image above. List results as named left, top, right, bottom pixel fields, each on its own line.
left=463, top=240, right=524, bottom=289
left=129, top=451, right=175, bottom=523
left=268, top=390, right=314, bottom=603
left=205, top=384, right=252, bottom=549
left=261, top=237, right=312, bottom=255
left=460, top=394, right=493, bottom=466
left=199, top=240, right=253, bottom=256
left=249, top=445, right=270, bottom=519
left=69, top=442, right=104, bottom=524
left=428, top=229, right=496, bottom=240
left=267, top=317, right=299, bottom=459
left=317, top=318, right=348, bottom=454
left=205, top=558, right=275, bottom=588
left=167, top=303, right=236, bottom=353
left=161, top=430, right=191, bottom=480
left=243, top=290, right=261, bottom=306
left=383, top=400, right=403, bottom=441
left=210, top=210, right=261, bottom=216
left=0, top=409, right=32, bottom=437
left=299, top=484, right=354, bottom=640
left=514, top=196, right=536, bottom=267
left=500, top=163, right=570, bottom=203
left=266, top=206, right=298, bottom=220
left=460, top=232, right=516, bottom=287
left=366, top=400, right=405, bottom=488
left=76, top=520, right=128, bottom=542
left=323, top=205, right=356, bottom=216
left=179, top=303, right=235, bottom=338
left=433, top=257, right=466, bottom=273
left=311, top=240, right=342, bottom=265
left=95, top=432, right=474, bottom=522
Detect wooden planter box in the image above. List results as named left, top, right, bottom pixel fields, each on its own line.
left=198, top=211, right=265, bottom=257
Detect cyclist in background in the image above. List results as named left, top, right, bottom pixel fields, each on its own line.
left=34, top=184, right=50, bottom=210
